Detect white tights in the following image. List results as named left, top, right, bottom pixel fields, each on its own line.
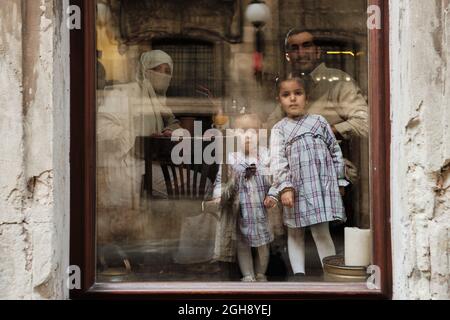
left=287, top=222, right=336, bottom=275
left=237, top=237, right=270, bottom=279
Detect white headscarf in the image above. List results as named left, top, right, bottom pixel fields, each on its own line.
left=133, top=50, right=175, bottom=136
left=137, top=50, right=174, bottom=90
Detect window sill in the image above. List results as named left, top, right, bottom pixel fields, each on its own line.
left=82, top=281, right=386, bottom=299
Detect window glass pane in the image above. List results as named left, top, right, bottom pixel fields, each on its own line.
left=95, top=0, right=371, bottom=283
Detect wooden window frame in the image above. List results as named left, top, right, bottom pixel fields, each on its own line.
left=70, top=0, right=391, bottom=299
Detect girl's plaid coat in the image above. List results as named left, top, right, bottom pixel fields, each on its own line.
left=270, top=114, right=347, bottom=228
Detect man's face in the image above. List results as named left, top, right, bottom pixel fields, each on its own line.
left=286, top=32, right=321, bottom=74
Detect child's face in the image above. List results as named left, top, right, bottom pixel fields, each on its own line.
left=278, top=80, right=307, bottom=118
left=235, top=116, right=260, bottom=155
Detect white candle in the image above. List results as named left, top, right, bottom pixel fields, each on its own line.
left=344, top=227, right=372, bottom=266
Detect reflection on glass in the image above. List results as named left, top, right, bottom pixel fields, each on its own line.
left=95, top=0, right=371, bottom=283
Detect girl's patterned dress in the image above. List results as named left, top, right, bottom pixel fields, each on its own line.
left=270, top=114, right=347, bottom=228
left=212, top=149, right=278, bottom=247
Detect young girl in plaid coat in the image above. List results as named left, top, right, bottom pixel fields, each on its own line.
left=208, top=114, right=279, bottom=282
left=270, top=76, right=347, bottom=276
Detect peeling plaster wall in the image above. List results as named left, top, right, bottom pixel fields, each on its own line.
left=0, top=0, right=70, bottom=299
left=390, top=0, right=450, bottom=299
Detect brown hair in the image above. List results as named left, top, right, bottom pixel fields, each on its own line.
left=275, top=75, right=307, bottom=97
left=284, top=28, right=319, bottom=52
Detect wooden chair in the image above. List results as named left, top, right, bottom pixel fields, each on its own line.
left=141, top=136, right=219, bottom=200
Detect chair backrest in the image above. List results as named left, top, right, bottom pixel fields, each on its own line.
left=141, top=136, right=219, bottom=200
left=160, top=162, right=217, bottom=199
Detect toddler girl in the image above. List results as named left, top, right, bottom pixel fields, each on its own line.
left=208, top=114, right=279, bottom=281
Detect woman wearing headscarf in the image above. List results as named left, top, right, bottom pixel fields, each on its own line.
left=97, top=50, right=180, bottom=241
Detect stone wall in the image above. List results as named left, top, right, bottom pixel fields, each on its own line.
left=0, top=0, right=70, bottom=299
left=390, top=0, right=450, bottom=300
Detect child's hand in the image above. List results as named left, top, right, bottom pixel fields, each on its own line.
left=339, top=186, right=345, bottom=196
left=281, top=190, right=295, bottom=208
left=264, top=196, right=277, bottom=209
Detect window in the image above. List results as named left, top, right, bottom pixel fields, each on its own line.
left=153, top=39, right=222, bottom=98
left=70, top=0, right=391, bottom=298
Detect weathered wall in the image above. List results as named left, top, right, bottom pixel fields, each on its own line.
left=390, top=0, right=450, bottom=299
left=0, top=0, right=70, bottom=299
